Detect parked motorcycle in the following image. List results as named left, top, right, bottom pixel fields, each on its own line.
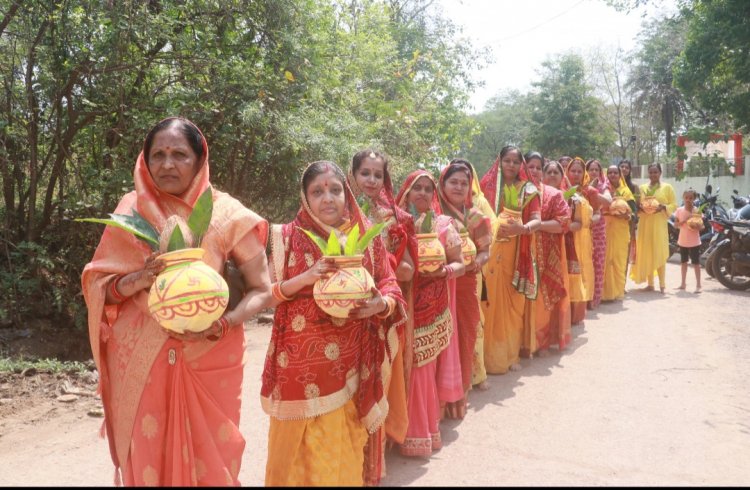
left=710, top=203, right=750, bottom=290
left=729, top=189, right=750, bottom=220
left=702, top=216, right=731, bottom=277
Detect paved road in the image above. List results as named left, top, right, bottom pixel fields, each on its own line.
left=1, top=259, right=748, bottom=486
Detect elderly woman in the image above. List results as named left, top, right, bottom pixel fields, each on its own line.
left=82, top=117, right=271, bottom=486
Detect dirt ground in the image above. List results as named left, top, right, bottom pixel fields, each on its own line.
left=1, top=259, right=749, bottom=486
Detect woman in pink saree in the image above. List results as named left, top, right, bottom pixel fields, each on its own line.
left=395, top=170, right=465, bottom=456
left=81, top=117, right=271, bottom=486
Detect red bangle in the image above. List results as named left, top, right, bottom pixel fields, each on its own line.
left=109, top=275, right=127, bottom=303
left=206, top=316, right=231, bottom=341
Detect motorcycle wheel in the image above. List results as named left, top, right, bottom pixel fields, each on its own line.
left=705, top=252, right=716, bottom=278
left=714, top=243, right=750, bottom=290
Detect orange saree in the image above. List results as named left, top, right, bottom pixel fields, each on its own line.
left=81, top=135, right=267, bottom=486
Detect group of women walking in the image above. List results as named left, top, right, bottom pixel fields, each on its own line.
left=83, top=118, right=678, bottom=487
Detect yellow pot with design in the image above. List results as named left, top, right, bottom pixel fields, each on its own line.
left=416, top=233, right=446, bottom=273
left=313, top=255, right=374, bottom=319
left=147, top=248, right=229, bottom=334
left=459, top=231, right=477, bottom=266
left=641, top=196, right=660, bottom=214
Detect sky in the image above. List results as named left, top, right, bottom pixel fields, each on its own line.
left=437, top=0, right=678, bottom=113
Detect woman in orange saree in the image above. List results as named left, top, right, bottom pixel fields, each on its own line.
left=480, top=146, right=541, bottom=374
left=564, top=157, right=595, bottom=326
left=528, top=158, right=575, bottom=356
left=263, top=161, right=406, bottom=486
left=437, top=163, right=491, bottom=418
left=81, top=117, right=271, bottom=486
left=395, top=170, right=464, bottom=456
left=348, top=149, right=417, bottom=485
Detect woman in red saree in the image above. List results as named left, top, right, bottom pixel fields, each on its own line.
left=348, top=149, right=417, bottom=485
left=585, top=159, right=613, bottom=310
left=263, top=161, right=406, bottom=486
left=81, top=117, right=271, bottom=486
left=395, top=170, right=464, bottom=456
left=526, top=158, right=574, bottom=356
left=437, top=163, right=491, bottom=418
left=480, top=146, right=541, bottom=374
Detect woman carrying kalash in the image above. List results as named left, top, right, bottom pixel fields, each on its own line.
left=584, top=159, right=613, bottom=310
left=525, top=156, right=574, bottom=357
left=81, top=117, right=271, bottom=486
left=349, top=149, right=417, bottom=485
left=447, top=158, right=495, bottom=392
left=436, top=162, right=491, bottom=419
left=602, top=165, right=636, bottom=302
left=263, top=161, right=406, bottom=486
left=564, top=157, right=595, bottom=326
left=480, top=146, right=541, bottom=374
left=395, top=170, right=465, bottom=457
left=630, top=163, right=677, bottom=293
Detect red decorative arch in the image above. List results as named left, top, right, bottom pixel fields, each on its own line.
left=676, top=133, right=743, bottom=176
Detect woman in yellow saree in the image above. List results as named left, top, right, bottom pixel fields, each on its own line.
left=81, top=117, right=272, bottom=486
left=602, top=165, right=636, bottom=301
left=564, top=157, right=595, bottom=326
left=479, top=146, right=541, bottom=374
left=630, top=163, right=677, bottom=293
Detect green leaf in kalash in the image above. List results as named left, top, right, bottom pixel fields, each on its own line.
left=187, top=187, right=214, bottom=246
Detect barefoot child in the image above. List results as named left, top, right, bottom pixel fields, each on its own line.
left=673, top=189, right=702, bottom=293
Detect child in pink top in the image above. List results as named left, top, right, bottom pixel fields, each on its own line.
left=673, top=189, right=702, bottom=293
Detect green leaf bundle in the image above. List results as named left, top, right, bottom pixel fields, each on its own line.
left=420, top=210, right=433, bottom=234
left=356, top=222, right=386, bottom=254
left=502, top=184, right=519, bottom=211
left=76, top=211, right=160, bottom=251
left=187, top=187, right=213, bottom=246
left=563, top=185, right=579, bottom=201
left=299, top=222, right=386, bottom=257
left=697, top=202, right=709, bottom=213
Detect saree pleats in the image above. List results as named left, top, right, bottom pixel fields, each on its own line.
left=401, top=361, right=441, bottom=457
left=535, top=239, right=572, bottom=351
left=265, top=400, right=368, bottom=486
left=603, top=215, right=630, bottom=301
left=123, top=330, right=245, bottom=487
left=454, top=272, right=481, bottom=390
left=482, top=236, right=526, bottom=374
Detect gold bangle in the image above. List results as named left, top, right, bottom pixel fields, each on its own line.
left=272, top=281, right=295, bottom=302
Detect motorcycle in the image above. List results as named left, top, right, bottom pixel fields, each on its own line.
left=710, top=203, right=750, bottom=290
left=667, top=185, right=726, bottom=258
left=729, top=189, right=750, bottom=220
left=702, top=216, right=731, bottom=277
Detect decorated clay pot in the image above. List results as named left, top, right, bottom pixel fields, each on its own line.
left=459, top=231, right=477, bottom=266
left=148, top=248, right=229, bottom=334
left=496, top=208, right=522, bottom=242
left=641, top=196, right=660, bottom=214
left=687, top=213, right=704, bottom=231
left=313, top=255, right=375, bottom=319
left=416, top=233, right=446, bottom=273
left=609, top=197, right=631, bottom=217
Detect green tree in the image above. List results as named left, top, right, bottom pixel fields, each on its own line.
left=527, top=53, right=612, bottom=159
left=673, top=0, right=750, bottom=131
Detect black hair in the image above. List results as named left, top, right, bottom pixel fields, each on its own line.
left=618, top=159, right=637, bottom=194
left=543, top=160, right=565, bottom=175
left=585, top=159, right=603, bottom=172
left=499, top=145, right=523, bottom=161
left=143, top=117, right=205, bottom=164
left=647, top=162, right=662, bottom=173
left=442, top=163, right=471, bottom=183
left=524, top=151, right=544, bottom=164
left=302, top=160, right=347, bottom=194
left=352, top=149, right=388, bottom=175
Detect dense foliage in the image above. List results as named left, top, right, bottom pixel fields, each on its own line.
left=0, top=0, right=485, bottom=332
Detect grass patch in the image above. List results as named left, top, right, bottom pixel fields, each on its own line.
left=0, top=357, right=90, bottom=374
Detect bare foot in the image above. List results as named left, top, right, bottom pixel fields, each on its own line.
left=675, top=285, right=686, bottom=290
left=537, top=349, right=551, bottom=358
left=475, top=380, right=491, bottom=391
left=639, top=285, right=654, bottom=292
left=509, top=363, right=522, bottom=372
left=694, top=287, right=702, bottom=294
left=660, top=286, right=666, bottom=294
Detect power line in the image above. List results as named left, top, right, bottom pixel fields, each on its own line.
left=491, top=0, right=587, bottom=43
